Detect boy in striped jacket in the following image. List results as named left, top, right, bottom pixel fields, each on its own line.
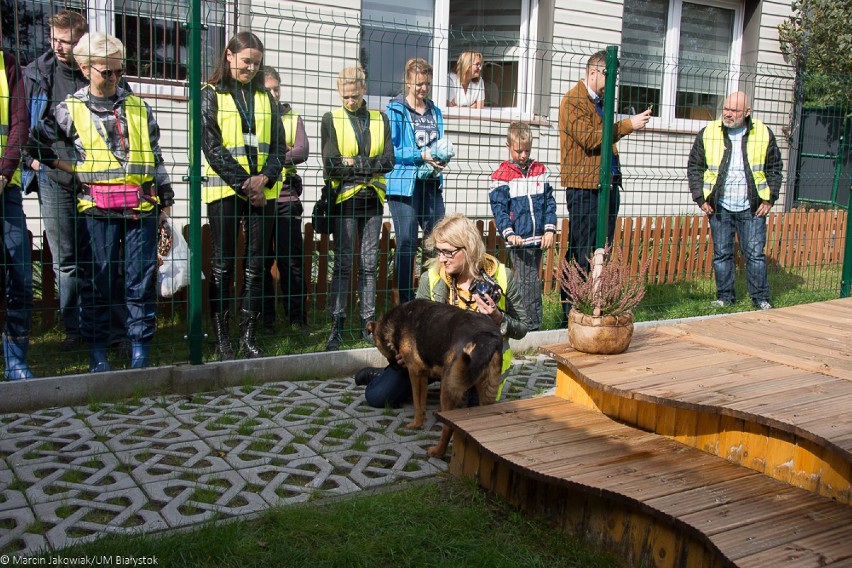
left=489, top=122, right=557, bottom=330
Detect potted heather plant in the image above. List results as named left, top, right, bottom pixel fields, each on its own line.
left=559, top=246, right=649, bottom=354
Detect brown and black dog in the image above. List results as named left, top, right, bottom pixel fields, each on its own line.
left=366, top=299, right=503, bottom=457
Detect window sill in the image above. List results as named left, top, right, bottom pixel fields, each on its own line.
left=443, top=107, right=551, bottom=128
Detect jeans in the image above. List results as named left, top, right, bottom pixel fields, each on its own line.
left=79, top=214, right=157, bottom=345
left=330, top=211, right=382, bottom=320
left=208, top=195, right=275, bottom=314
left=708, top=206, right=770, bottom=304
left=37, top=173, right=82, bottom=337
left=509, top=247, right=543, bottom=330
left=560, top=187, right=620, bottom=321
left=364, top=365, right=412, bottom=408
left=263, top=201, right=306, bottom=325
left=2, top=187, right=33, bottom=338
left=388, top=181, right=445, bottom=304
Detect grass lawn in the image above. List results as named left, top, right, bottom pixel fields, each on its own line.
left=35, top=476, right=622, bottom=568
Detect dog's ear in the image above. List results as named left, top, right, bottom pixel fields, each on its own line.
left=365, top=321, right=376, bottom=334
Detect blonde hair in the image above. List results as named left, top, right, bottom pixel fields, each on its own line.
left=456, top=51, right=483, bottom=88
left=425, top=213, right=486, bottom=279
left=404, top=58, right=432, bottom=87
left=506, top=121, right=533, bottom=146
left=337, top=66, right=367, bottom=92
left=72, top=32, right=124, bottom=67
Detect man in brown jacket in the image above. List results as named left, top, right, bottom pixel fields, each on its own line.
left=558, top=50, right=651, bottom=324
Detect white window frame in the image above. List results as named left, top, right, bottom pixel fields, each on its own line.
left=364, top=0, right=540, bottom=121
left=88, top=0, right=234, bottom=98
left=633, top=0, right=743, bottom=131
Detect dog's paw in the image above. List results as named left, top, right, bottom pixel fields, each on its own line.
left=427, top=445, right=447, bottom=458
left=405, top=420, right=424, bottom=430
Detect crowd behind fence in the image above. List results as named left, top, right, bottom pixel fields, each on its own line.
left=0, top=3, right=849, bottom=379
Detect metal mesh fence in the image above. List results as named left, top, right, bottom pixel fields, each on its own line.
left=0, top=1, right=849, bottom=376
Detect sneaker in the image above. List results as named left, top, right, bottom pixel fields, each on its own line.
left=756, top=300, right=773, bottom=310
left=710, top=299, right=732, bottom=308
left=354, top=367, right=383, bottom=387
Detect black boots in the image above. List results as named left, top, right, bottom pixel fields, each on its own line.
left=211, top=311, right=235, bottom=361
left=326, top=316, right=344, bottom=351
left=239, top=309, right=264, bottom=358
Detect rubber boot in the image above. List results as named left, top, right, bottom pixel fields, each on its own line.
left=3, top=335, right=35, bottom=381
left=212, top=311, right=235, bottom=361
left=238, top=309, right=264, bottom=358
left=326, top=316, right=345, bottom=351
left=131, top=343, right=150, bottom=369
left=89, top=343, right=112, bottom=373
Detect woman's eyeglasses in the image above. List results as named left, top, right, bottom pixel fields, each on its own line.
left=91, top=67, right=123, bottom=80
left=436, top=247, right=463, bottom=259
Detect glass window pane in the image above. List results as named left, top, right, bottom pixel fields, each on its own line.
left=361, top=0, right=433, bottom=98
left=675, top=2, right=734, bottom=120
left=448, top=0, right=522, bottom=108
left=619, top=0, right=667, bottom=115
left=115, top=0, right=225, bottom=81
left=0, top=0, right=85, bottom=66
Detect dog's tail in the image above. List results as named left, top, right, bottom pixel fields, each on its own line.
left=444, top=334, right=503, bottom=401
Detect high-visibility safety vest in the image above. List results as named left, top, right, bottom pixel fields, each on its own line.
left=427, top=263, right=513, bottom=400
left=202, top=85, right=276, bottom=203
left=65, top=95, right=157, bottom=213
left=271, top=111, right=299, bottom=195
left=327, top=106, right=386, bottom=205
left=702, top=119, right=771, bottom=202
left=0, top=52, right=23, bottom=188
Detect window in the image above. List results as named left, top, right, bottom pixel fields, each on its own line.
left=360, top=0, right=540, bottom=117
left=0, top=0, right=85, bottom=66
left=0, top=0, right=227, bottom=87
left=620, top=0, right=742, bottom=126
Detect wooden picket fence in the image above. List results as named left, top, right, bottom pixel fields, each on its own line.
left=29, top=208, right=847, bottom=328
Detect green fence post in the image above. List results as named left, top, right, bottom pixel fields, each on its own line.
left=182, top=0, right=205, bottom=364
left=596, top=45, right=618, bottom=249
left=842, top=204, right=852, bottom=298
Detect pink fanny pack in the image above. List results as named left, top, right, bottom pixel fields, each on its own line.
left=88, top=184, right=144, bottom=210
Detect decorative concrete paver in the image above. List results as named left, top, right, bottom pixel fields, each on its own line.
left=0, top=356, right=556, bottom=556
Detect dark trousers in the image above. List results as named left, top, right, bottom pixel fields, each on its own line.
left=560, top=187, right=620, bottom=323
left=208, top=195, right=275, bottom=314
left=263, top=201, right=306, bottom=325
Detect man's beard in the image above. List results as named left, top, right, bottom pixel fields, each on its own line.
left=723, top=116, right=746, bottom=128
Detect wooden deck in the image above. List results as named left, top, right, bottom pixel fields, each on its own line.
left=438, top=299, right=852, bottom=567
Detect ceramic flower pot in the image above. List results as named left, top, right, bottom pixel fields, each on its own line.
left=568, top=309, right=634, bottom=354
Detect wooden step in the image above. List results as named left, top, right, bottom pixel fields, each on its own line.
left=438, top=396, right=852, bottom=568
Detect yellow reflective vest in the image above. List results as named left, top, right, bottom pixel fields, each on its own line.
left=271, top=110, right=299, bottom=196
left=326, top=106, right=386, bottom=205
left=701, top=119, right=771, bottom=202
left=65, top=95, right=157, bottom=213
left=427, top=263, right=514, bottom=399
left=202, top=85, right=276, bottom=203
left=0, top=51, right=23, bottom=188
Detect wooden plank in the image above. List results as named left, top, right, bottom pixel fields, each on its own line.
left=735, top=525, right=852, bottom=567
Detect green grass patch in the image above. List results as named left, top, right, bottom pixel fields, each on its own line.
left=38, top=477, right=620, bottom=567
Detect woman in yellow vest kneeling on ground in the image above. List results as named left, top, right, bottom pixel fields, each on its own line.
left=355, top=213, right=530, bottom=408
left=201, top=32, right=287, bottom=360
left=30, top=33, right=174, bottom=372
left=320, top=66, right=395, bottom=350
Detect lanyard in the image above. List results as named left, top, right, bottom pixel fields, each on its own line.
left=113, top=108, right=128, bottom=153
left=234, top=87, right=254, bottom=132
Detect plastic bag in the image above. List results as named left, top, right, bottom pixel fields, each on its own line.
left=157, top=217, right=191, bottom=297
left=416, top=137, right=455, bottom=179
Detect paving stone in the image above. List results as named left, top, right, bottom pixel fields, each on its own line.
left=118, top=439, right=234, bottom=484
left=204, top=431, right=316, bottom=470
left=327, top=445, right=446, bottom=488
left=173, top=404, right=282, bottom=439
left=142, top=469, right=269, bottom=528
left=32, top=486, right=167, bottom=551
left=0, top=507, right=48, bottom=555
left=89, top=415, right=201, bottom=453
left=17, top=452, right=138, bottom=506
left=238, top=456, right=360, bottom=507
left=159, top=389, right=251, bottom=417
left=0, top=464, right=28, bottom=512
